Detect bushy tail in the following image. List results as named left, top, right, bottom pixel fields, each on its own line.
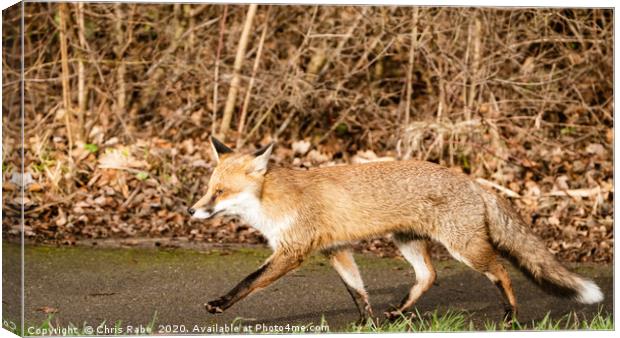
left=478, top=185, right=603, bottom=304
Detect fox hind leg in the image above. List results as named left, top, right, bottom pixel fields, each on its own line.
left=387, top=238, right=436, bottom=320
left=448, top=238, right=518, bottom=322
left=485, top=260, right=518, bottom=322
left=329, top=249, right=373, bottom=323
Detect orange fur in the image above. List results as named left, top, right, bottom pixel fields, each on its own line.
left=193, top=137, right=603, bottom=321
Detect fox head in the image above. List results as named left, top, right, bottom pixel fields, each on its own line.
left=188, top=136, right=274, bottom=220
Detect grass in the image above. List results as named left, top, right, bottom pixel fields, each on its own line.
left=4, top=309, right=612, bottom=335
left=350, top=308, right=613, bottom=332
left=350, top=309, right=471, bottom=332
left=483, top=310, right=614, bottom=331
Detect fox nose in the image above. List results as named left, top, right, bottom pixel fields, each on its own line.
left=187, top=207, right=195, bottom=215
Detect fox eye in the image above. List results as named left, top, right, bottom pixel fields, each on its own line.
left=214, top=189, right=224, bottom=196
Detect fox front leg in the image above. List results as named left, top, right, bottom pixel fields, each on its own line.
left=204, top=263, right=272, bottom=313
left=328, top=250, right=374, bottom=324
left=205, top=250, right=305, bottom=314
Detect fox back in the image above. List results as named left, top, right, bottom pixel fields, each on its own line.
left=191, top=141, right=488, bottom=252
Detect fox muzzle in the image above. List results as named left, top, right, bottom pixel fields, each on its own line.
left=188, top=207, right=222, bottom=220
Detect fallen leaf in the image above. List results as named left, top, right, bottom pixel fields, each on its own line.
left=35, top=306, right=59, bottom=314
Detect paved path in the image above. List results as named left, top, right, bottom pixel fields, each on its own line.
left=2, top=242, right=613, bottom=333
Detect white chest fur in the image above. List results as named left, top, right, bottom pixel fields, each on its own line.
left=214, top=191, right=294, bottom=249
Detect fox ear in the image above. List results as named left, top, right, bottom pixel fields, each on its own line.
left=210, top=136, right=233, bottom=163
left=249, top=142, right=274, bottom=175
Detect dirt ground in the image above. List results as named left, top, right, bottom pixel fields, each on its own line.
left=2, top=242, right=613, bottom=333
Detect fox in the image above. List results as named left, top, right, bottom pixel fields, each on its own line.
left=188, top=136, right=603, bottom=323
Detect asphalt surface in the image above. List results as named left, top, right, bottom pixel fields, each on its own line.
left=2, top=242, right=613, bottom=333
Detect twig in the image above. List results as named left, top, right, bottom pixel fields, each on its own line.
left=219, top=4, right=258, bottom=138
left=275, top=110, right=297, bottom=139
left=318, top=7, right=368, bottom=77
left=113, top=4, right=126, bottom=118
left=243, top=101, right=277, bottom=144
left=58, top=3, right=74, bottom=150
left=404, top=7, right=419, bottom=128
left=467, top=17, right=482, bottom=113
left=534, top=63, right=556, bottom=129
left=75, top=2, right=87, bottom=141
left=212, top=5, right=228, bottom=136
left=545, top=187, right=603, bottom=199
left=236, top=6, right=271, bottom=148
left=189, top=4, right=209, bottom=17
left=121, top=185, right=142, bottom=209
left=476, top=178, right=521, bottom=198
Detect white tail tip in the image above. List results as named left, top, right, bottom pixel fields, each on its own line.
left=577, top=280, right=604, bottom=304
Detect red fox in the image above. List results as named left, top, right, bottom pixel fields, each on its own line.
left=189, top=137, right=603, bottom=323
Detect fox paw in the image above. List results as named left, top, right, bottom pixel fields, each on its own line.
left=204, top=299, right=226, bottom=314
left=502, top=309, right=518, bottom=328
left=354, top=316, right=371, bottom=326
left=384, top=310, right=416, bottom=322
left=384, top=310, right=401, bottom=321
